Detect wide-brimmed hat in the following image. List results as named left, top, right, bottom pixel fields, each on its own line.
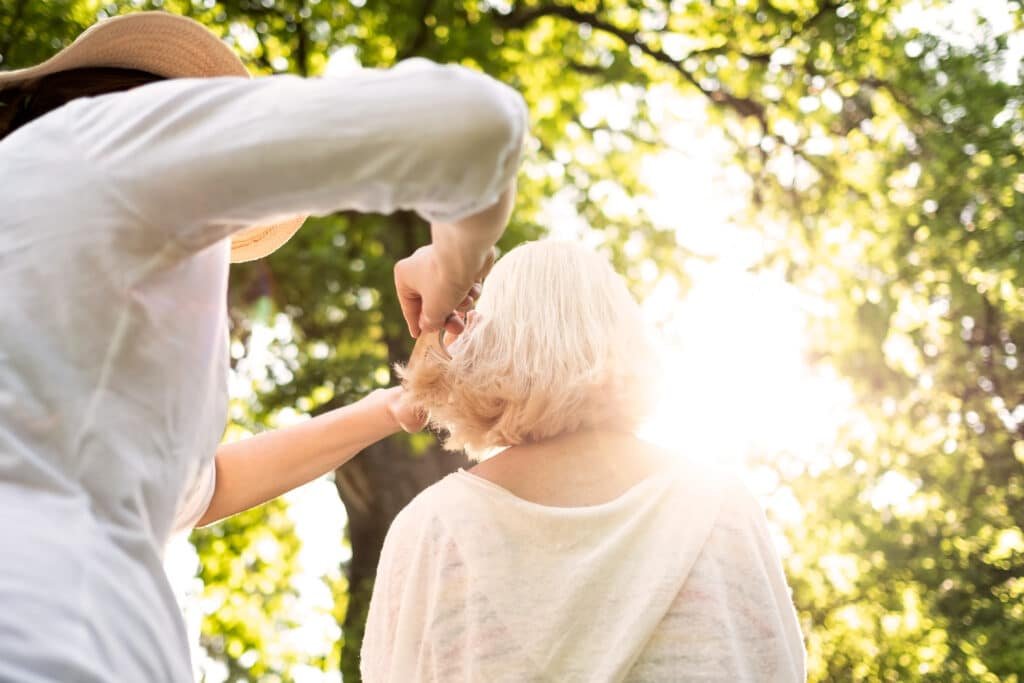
left=0, top=11, right=306, bottom=262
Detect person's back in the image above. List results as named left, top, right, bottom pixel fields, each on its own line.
left=361, top=241, right=806, bottom=681
left=361, top=431, right=805, bottom=682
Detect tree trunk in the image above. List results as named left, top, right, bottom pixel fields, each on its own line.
left=333, top=436, right=470, bottom=680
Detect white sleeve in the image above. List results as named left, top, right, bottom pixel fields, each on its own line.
left=170, top=461, right=216, bottom=535
left=361, top=539, right=391, bottom=679
left=361, top=501, right=434, bottom=681
left=360, top=505, right=415, bottom=679
left=65, top=59, right=527, bottom=254
left=732, top=480, right=807, bottom=680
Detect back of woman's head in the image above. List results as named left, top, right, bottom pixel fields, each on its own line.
left=401, top=240, right=659, bottom=457
left=0, top=67, right=162, bottom=141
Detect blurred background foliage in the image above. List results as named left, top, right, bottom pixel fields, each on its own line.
left=2, top=0, right=1021, bottom=680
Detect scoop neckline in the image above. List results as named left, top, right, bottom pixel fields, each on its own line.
left=453, top=466, right=679, bottom=513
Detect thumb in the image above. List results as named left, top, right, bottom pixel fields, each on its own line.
left=419, top=312, right=447, bottom=334
left=418, top=294, right=462, bottom=334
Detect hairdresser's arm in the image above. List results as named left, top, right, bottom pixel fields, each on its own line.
left=430, top=181, right=515, bottom=291
left=195, top=387, right=423, bottom=527
left=65, top=61, right=527, bottom=254
left=396, top=183, right=513, bottom=336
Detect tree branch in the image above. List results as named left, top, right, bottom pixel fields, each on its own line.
left=493, top=3, right=767, bottom=129
left=295, top=0, right=310, bottom=77
left=678, top=0, right=838, bottom=65
left=567, top=59, right=605, bottom=76
left=397, top=0, right=438, bottom=60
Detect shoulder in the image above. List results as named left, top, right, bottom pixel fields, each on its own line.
left=663, top=454, right=755, bottom=505
left=0, top=103, right=78, bottom=188
left=382, top=473, right=465, bottom=549
left=687, top=466, right=784, bottom=571
left=684, top=461, right=766, bottom=528
left=661, top=456, right=769, bottom=537
left=718, top=470, right=770, bottom=526
left=375, top=474, right=475, bottom=597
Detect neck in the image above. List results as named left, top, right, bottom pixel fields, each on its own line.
left=508, top=428, right=639, bottom=456
left=470, top=428, right=672, bottom=507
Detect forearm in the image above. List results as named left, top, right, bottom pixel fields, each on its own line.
left=197, top=389, right=400, bottom=526
left=74, top=61, right=526, bottom=248
left=430, top=182, right=515, bottom=285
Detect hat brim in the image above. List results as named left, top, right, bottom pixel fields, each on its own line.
left=230, top=216, right=307, bottom=263
left=0, top=11, right=307, bottom=263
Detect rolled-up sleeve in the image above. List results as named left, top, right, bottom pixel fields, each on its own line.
left=65, top=58, right=528, bottom=253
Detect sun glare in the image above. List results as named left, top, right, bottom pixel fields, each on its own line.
left=640, top=261, right=855, bottom=470
left=627, top=90, right=853, bottom=472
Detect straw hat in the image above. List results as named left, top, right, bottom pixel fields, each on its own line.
left=0, top=11, right=306, bottom=262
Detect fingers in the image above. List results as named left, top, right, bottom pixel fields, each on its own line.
left=417, top=286, right=462, bottom=334
left=394, top=262, right=423, bottom=338
left=399, top=407, right=428, bottom=433
left=393, top=392, right=429, bottom=433
left=399, top=290, right=423, bottom=338
left=478, top=248, right=496, bottom=281
left=395, top=245, right=487, bottom=339
left=456, top=284, right=482, bottom=313
left=383, top=387, right=427, bottom=433
left=444, top=314, right=466, bottom=337
left=419, top=286, right=477, bottom=334
left=418, top=308, right=450, bottom=335
left=444, top=283, right=482, bottom=335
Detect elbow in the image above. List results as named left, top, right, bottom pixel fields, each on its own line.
left=461, top=77, right=528, bottom=177
left=400, top=62, right=528, bottom=222
left=433, top=66, right=527, bottom=186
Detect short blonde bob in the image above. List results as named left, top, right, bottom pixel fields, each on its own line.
left=398, top=240, right=659, bottom=458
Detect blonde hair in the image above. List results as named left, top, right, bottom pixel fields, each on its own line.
left=398, top=240, right=659, bottom=458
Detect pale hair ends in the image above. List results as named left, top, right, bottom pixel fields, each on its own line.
left=397, top=239, right=660, bottom=459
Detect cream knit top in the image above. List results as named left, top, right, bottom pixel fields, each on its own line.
left=362, top=459, right=806, bottom=682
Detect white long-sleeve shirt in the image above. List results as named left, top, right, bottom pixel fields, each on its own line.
left=362, top=461, right=806, bottom=682
left=0, top=60, right=526, bottom=682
